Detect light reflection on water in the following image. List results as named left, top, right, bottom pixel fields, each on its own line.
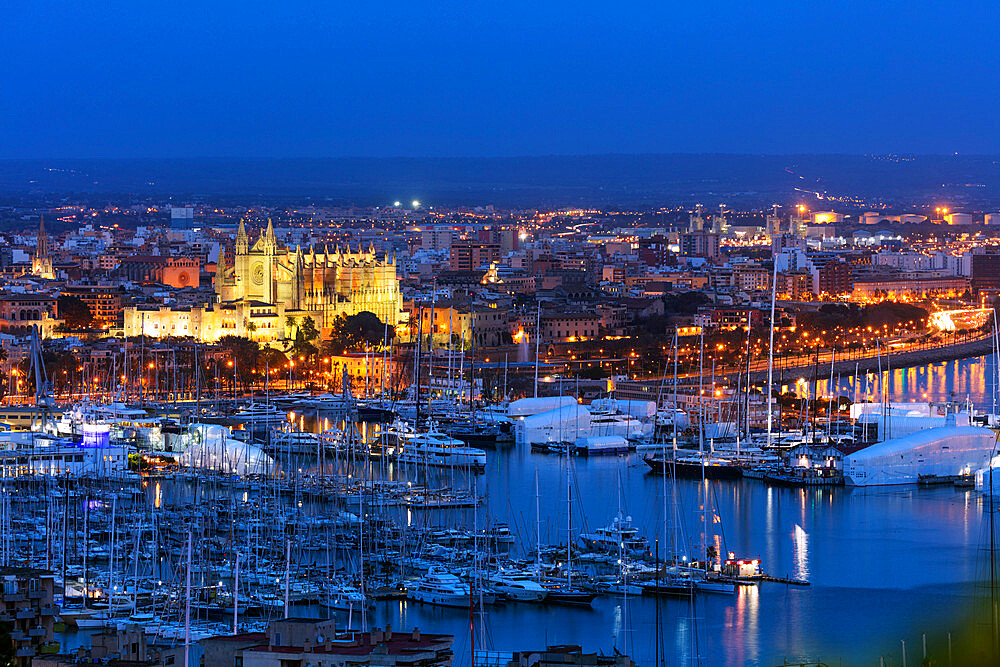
left=782, top=354, right=998, bottom=407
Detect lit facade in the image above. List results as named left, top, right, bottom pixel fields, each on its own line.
left=216, top=221, right=401, bottom=331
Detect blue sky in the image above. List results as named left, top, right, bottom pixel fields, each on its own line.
left=2, top=1, right=998, bottom=158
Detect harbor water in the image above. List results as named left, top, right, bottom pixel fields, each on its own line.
left=52, top=354, right=1000, bottom=665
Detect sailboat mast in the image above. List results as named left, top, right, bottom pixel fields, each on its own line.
left=184, top=531, right=192, bottom=667
left=533, top=303, right=541, bottom=398
left=233, top=552, right=240, bottom=635
left=766, top=261, right=778, bottom=447
left=698, top=328, right=708, bottom=568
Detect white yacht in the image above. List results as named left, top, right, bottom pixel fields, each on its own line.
left=579, top=513, right=648, bottom=554
left=387, top=421, right=487, bottom=469
left=487, top=570, right=548, bottom=602
left=233, top=403, right=286, bottom=426
left=320, top=583, right=371, bottom=610
left=268, top=430, right=341, bottom=455
left=588, top=410, right=652, bottom=440
left=406, top=570, right=471, bottom=608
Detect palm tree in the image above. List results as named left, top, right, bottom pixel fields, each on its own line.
left=285, top=315, right=298, bottom=339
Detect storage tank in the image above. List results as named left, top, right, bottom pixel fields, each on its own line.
left=944, top=212, right=972, bottom=225
left=985, top=213, right=1000, bottom=226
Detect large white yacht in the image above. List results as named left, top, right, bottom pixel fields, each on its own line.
left=386, top=421, right=487, bottom=469
left=579, top=513, right=648, bottom=554
left=487, top=570, right=548, bottom=602
left=233, top=403, right=286, bottom=426
left=406, top=570, right=471, bottom=607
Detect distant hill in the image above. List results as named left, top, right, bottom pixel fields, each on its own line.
left=1, top=154, right=999, bottom=208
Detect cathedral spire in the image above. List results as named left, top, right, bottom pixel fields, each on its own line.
left=32, top=215, right=55, bottom=279
left=257, top=218, right=277, bottom=255
left=236, top=219, right=249, bottom=254
left=37, top=215, right=48, bottom=260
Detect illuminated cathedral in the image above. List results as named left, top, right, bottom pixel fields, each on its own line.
left=215, top=220, right=401, bottom=333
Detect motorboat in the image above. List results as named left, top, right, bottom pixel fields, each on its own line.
left=487, top=570, right=548, bottom=602
left=579, top=513, right=648, bottom=554
left=233, top=403, right=286, bottom=426
left=320, top=583, right=372, bottom=610
left=406, top=570, right=471, bottom=608
left=387, top=421, right=487, bottom=469
left=573, top=435, right=629, bottom=456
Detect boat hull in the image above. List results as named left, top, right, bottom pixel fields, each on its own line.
left=644, top=456, right=742, bottom=479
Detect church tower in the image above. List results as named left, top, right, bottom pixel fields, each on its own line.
left=32, top=216, right=55, bottom=279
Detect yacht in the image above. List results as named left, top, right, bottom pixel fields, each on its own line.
left=540, top=581, right=596, bottom=606
left=387, top=421, right=487, bottom=469
left=588, top=409, right=653, bottom=440
left=579, top=513, right=648, bottom=554
left=644, top=452, right=743, bottom=479
left=406, top=570, right=471, bottom=608
left=574, top=435, right=629, bottom=456
left=654, top=408, right=690, bottom=430
left=320, top=583, right=372, bottom=610
left=233, top=403, right=286, bottom=426
left=269, top=429, right=343, bottom=455
left=268, top=431, right=321, bottom=454
left=487, top=570, right=548, bottom=602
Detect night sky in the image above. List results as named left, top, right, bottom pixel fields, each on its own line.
left=4, top=1, right=998, bottom=158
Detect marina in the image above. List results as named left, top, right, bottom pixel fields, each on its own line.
left=0, top=351, right=998, bottom=664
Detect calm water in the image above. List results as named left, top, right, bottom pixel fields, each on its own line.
left=377, top=450, right=986, bottom=666
left=378, top=354, right=999, bottom=665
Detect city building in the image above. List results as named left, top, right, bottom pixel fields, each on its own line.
left=679, top=232, right=720, bottom=259
left=200, top=619, right=454, bottom=667
left=540, top=312, right=602, bottom=342
left=60, top=284, right=125, bottom=326
left=0, top=294, right=59, bottom=336
left=971, top=251, right=1000, bottom=296
left=450, top=239, right=502, bottom=271
left=119, top=255, right=201, bottom=288
left=0, top=567, right=59, bottom=665
left=170, top=206, right=194, bottom=229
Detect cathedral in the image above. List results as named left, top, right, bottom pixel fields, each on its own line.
left=214, top=220, right=401, bottom=334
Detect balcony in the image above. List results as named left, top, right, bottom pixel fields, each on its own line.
left=10, top=630, right=26, bottom=641
left=16, top=647, right=35, bottom=658
left=3, top=593, right=25, bottom=602
left=28, top=626, right=46, bottom=637
left=40, top=605, right=59, bottom=616
left=15, top=608, right=36, bottom=620
left=27, top=590, right=45, bottom=600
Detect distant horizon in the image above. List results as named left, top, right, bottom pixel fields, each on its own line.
left=3, top=151, right=1000, bottom=161
left=2, top=154, right=999, bottom=209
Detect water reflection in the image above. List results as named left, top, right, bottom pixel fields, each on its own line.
left=786, top=354, right=998, bottom=407
left=792, top=524, right=809, bottom=580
